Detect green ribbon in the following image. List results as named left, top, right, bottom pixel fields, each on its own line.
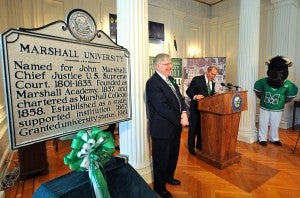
left=64, top=126, right=115, bottom=198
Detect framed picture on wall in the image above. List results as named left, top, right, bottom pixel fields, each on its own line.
left=109, top=13, right=117, bottom=40
left=110, top=15, right=164, bottom=41
left=149, top=21, right=164, bottom=41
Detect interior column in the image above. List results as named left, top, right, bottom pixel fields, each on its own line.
left=116, top=0, right=152, bottom=183
left=237, top=0, right=260, bottom=143
left=271, top=0, right=299, bottom=128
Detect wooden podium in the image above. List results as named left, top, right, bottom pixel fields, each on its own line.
left=197, top=91, right=248, bottom=169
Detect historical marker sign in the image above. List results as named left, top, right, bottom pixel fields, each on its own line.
left=1, top=9, right=131, bottom=149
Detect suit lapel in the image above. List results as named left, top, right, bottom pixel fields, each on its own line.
left=154, top=73, right=175, bottom=96
left=154, top=72, right=181, bottom=108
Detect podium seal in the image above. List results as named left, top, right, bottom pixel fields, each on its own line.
left=231, top=93, right=242, bottom=112
left=67, top=9, right=97, bottom=42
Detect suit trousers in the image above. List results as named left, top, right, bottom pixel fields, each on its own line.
left=151, top=129, right=181, bottom=191
left=188, top=109, right=201, bottom=150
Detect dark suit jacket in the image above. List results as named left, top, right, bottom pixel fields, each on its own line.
left=186, top=74, right=215, bottom=116
left=146, top=72, right=186, bottom=139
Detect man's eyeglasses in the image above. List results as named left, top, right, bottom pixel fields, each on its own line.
left=160, top=62, right=172, bottom=66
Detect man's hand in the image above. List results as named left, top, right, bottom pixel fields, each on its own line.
left=194, top=94, right=204, bottom=101
left=180, top=112, right=189, bottom=126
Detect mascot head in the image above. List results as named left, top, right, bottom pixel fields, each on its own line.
left=266, top=56, right=292, bottom=88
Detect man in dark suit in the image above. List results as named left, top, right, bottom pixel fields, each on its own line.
left=146, top=53, right=189, bottom=198
left=186, top=66, right=218, bottom=155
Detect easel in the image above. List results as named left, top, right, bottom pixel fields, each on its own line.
left=292, top=130, right=300, bottom=154
left=292, top=100, right=300, bottom=154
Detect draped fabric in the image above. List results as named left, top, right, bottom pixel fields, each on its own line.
left=33, top=157, right=158, bottom=198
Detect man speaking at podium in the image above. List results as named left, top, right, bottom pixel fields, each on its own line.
left=186, top=66, right=218, bottom=155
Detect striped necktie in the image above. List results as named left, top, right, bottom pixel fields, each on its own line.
left=166, top=78, right=182, bottom=112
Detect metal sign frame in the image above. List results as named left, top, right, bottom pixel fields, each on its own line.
left=1, top=9, right=131, bottom=149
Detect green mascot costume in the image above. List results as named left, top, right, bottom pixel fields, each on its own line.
left=254, top=56, right=298, bottom=146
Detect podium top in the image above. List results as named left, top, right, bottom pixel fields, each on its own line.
left=198, top=90, right=248, bottom=115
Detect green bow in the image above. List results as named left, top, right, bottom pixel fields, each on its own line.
left=64, top=126, right=115, bottom=198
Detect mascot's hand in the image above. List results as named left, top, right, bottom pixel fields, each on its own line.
left=254, top=91, right=261, bottom=99
left=285, top=97, right=293, bottom=103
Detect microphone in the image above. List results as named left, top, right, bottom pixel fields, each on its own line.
left=221, top=82, right=232, bottom=90
left=227, top=83, right=241, bottom=90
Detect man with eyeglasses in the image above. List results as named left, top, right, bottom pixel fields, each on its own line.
left=146, top=53, right=189, bottom=197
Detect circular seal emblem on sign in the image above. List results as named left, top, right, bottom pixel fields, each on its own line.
left=231, top=93, right=242, bottom=112
left=67, top=9, right=97, bottom=42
